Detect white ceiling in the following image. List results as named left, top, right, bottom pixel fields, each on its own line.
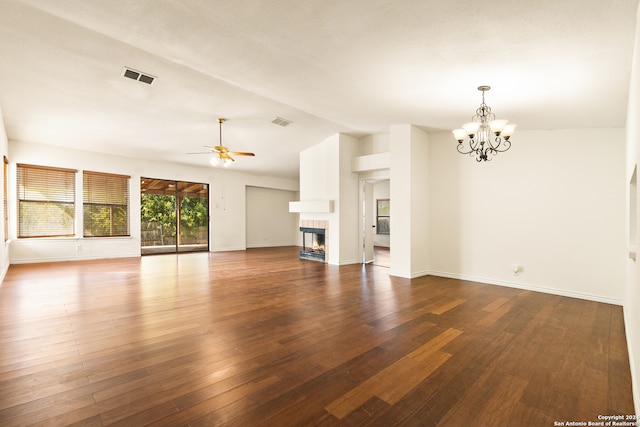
left=0, top=0, right=638, bottom=180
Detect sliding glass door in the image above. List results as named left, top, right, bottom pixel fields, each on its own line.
left=140, top=178, right=209, bottom=255
left=176, top=181, right=209, bottom=252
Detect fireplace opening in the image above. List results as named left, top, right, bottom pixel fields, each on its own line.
left=300, top=227, right=325, bottom=261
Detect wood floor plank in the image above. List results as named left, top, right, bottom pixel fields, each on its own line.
left=325, top=327, right=461, bottom=419
left=430, top=298, right=465, bottom=315
left=0, top=247, right=634, bottom=426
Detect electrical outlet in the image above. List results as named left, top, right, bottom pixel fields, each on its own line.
left=76, top=244, right=82, bottom=251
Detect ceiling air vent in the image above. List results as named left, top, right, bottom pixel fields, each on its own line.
left=122, top=67, right=156, bottom=85
left=271, top=117, right=293, bottom=127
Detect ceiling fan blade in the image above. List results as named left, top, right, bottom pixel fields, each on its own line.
left=198, top=119, right=255, bottom=163
left=186, top=151, right=211, bottom=155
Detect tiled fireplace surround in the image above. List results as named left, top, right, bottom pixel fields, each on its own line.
left=299, top=219, right=329, bottom=262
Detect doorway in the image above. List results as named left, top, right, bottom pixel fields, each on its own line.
left=140, top=178, right=209, bottom=255
left=360, top=178, right=390, bottom=267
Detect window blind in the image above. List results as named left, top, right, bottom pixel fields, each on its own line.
left=17, top=164, right=76, bottom=238
left=83, top=171, right=130, bottom=237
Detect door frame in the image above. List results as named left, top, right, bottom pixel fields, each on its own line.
left=140, top=177, right=210, bottom=255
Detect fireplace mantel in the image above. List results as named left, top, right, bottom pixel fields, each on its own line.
left=288, top=200, right=333, bottom=213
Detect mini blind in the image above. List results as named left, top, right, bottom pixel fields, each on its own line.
left=17, top=164, right=76, bottom=238
left=83, top=171, right=130, bottom=237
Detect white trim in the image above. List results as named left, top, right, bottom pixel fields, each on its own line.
left=389, top=269, right=430, bottom=279
left=288, top=200, right=333, bottom=213
left=9, top=253, right=140, bottom=264
left=0, top=260, right=8, bottom=285
left=210, top=246, right=247, bottom=252
left=330, top=259, right=361, bottom=266
left=426, top=270, right=624, bottom=306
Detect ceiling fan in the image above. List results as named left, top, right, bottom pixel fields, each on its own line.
left=191, top=118, right=255, bottom=167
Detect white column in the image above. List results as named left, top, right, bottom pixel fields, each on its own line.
left=390, top=124, right=430, bottom=278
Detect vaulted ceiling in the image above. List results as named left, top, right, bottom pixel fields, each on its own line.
left=0, top=0, right=638, bottom=180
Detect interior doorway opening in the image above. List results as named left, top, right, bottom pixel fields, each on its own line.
left=140, top=178, right=209, bottom=255
left=360, top=178, right=390, bottom=267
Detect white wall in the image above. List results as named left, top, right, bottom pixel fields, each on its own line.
left=299, top=139, right=333, bottom=256
left=429, top=128, right=626, bottom=304
left=390, top=124, right=430, bottom=278
left=358, top=133, right=390, bottom=155
left=8, top=140, right=299, bottom=263
left=299, top=133, right=360, bottom=265
left=337, top=134, right=361, bottom=265
left=246, top=186, right=298, bottom=248
left=625, top=0, right=640, bottom=414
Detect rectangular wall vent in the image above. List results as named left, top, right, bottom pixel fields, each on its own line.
left=122, top=67, right=156, bottom=85
left=272, top=117, right=293, bottom=127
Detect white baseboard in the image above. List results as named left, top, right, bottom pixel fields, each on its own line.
left=427, top=270, right=624, bottom=306
left=210, top=246, right=247, bottom=252
left=0, top=259, right=9, bottom=285
left=10, top=253, right=140, bottom=264
left=389, top=269, right=430, bottom=279
left=329, top=259, right=361, bottom=266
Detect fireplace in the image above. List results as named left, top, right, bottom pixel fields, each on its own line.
left=300, top=227, right=325, bottom=261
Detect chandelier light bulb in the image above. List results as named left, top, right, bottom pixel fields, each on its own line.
left=502, top=124, right=517, bottom=139
left=452, top=128, right=467, bottom=142
left=462, top=122, right=480, bottom=138
left=489, top=119, right=508, bottom=135
left=210, top=155, right=219, bottom=166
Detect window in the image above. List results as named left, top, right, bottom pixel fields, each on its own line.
left=17, top=164, right=76, bottom=238
left=83, top=171, right=130, bottom=237
left=376, top=199, right=390, bottom=235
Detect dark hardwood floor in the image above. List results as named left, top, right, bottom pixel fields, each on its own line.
left=0, top=247, right=634, bottom=426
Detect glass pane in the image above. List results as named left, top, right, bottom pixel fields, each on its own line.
left=140, top=178, right=208, bottom=255
left=84, top=205, right=129, bottom=237
left=179, top=195, right=208, bottom=252
left=19, top=201, right=75, bottom=237
left=377, top=199, right=390, bottom=216
left=140, top=190, right=177, bottom=254
left=377, top=217, right=390, bottom=235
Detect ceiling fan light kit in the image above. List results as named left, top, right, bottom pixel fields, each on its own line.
left=209, top=153, right=233, bottom=167
left=452, top=86, right=515, bottom=162
left=201, top=118, right=255, bottom=168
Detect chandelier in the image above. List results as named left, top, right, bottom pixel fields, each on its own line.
left=452, top=86, right=515, bottom=162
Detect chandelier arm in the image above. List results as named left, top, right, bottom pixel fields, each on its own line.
left=500, top=139, right=512, bottom=152
left=456, top=143, right=474, bottom=155
left=486, top=136, right=499, bottom=151
left=489, top=136, right=512, bottom=153
left=457, top=136, right=488, bottom=156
